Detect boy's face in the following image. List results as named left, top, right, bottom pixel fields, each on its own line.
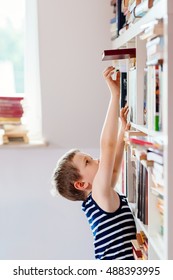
left=73, top=152, right=99, bottom=187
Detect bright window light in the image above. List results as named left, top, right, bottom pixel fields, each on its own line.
left=0, top=0, right=25, bottom=96
left=0, top=0, right=43, bottom=143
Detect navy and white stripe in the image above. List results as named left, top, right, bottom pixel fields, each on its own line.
left=82, top=193, right=136, bottom=260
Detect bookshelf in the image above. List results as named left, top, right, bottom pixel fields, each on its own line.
left=104, top=0, right=173, bottom=260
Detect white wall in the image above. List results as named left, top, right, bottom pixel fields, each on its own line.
left=0, top=148, right=97, bottom=259
left=0, top=0, right=112, bottom=259
left=38, top=0, right=112, bottom=148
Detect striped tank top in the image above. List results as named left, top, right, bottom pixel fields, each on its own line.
left=82, top=192, right=136, bottom=260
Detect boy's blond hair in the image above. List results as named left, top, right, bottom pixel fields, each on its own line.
left=51, top=149, right=86, bottom=201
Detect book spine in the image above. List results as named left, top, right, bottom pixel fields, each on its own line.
left=120, top=72, right=127, bottom=108
left=116, top=0, right=126, bottom=36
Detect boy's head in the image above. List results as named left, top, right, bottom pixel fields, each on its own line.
left=51, top=149, right=99, bottom=201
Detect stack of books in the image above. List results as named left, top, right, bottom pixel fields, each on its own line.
left=131, top=231, right=148, bottom=260
left=0, top=96, right=29, bottom=144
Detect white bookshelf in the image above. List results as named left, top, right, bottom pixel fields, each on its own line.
left=112, top=0, right=173, bottom=259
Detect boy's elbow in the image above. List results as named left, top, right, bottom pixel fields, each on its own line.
left=101, top=140, right=117, bottom=151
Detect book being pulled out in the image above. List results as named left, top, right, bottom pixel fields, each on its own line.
left=128, top=135, right=163, bottom=150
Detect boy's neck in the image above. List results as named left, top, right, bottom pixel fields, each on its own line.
left=84, top=189, right=92, bottom=200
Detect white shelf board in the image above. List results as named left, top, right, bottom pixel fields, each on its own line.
left=130, top=123, right=167, bottom=143
left=135, top=217, right=149, bottom=238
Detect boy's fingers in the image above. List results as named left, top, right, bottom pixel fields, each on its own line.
left=124, top=108, right=129, bottom=116
left=103, top=66, right=115, bottom=76
left=121, top=105, right=129, bottom=116
left=115, top=71, right=120, bottom=81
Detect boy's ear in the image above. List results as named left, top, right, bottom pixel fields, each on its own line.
left=74, top=181, right=89, bottom=191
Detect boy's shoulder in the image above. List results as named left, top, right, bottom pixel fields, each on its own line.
left=82, top=191, right=128, bottom=212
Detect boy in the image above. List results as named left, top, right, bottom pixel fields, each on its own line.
left=52, top=66, right=136, bottom=260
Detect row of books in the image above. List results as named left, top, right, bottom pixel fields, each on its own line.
left=129, top=64, right=163, bottom=131
left=110, top=0, right=126, bottom=39
left=128, top=61, right=163, bottom=131
left=0, top=96, right=29, bottom=144
left=125, top=131, right=164, bottom=241
left=142, top=19, right=164, bottom=131
left=109, top=0, right=158, bottom=40
left=122, top=0, right=154, bottom=28
left=106, top=19, right=164, bottom=131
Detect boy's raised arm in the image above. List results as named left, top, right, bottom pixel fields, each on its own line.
left=92, top=66, right=120, bottom=211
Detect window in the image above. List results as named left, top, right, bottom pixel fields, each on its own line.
left=0, top=0, right=43, bottom=143
left=0, top=0, right=24, bottom=95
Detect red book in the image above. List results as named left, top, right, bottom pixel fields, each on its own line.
left=0, top=107, right=23, bottom=112
left=0, top=96, right=23, bottom=101
left=102, top=48, right=136, bottom=61
left=129, top=135, right=163, bottom=150
left=0, top=112, right=23, bottom=118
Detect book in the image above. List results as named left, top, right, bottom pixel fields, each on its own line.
left=158, top=64, right=163, bottom=131
left=154, top=65, right=160, bottom=131
left=142, top=166, right=148, bottom=224
left=146, top=36, right=164, bottom=55
left=146, top=37, right=164, bottom=66
left=135, top=149, right=147, bottom=161
left=116, top=0, right=126, bottom=36
left=121, top=0, right=130, bottom=14
left=140, top=18, right=163, bottom=40
left=143, top=68, right=148, bottom=125
left=102, top=48, right=136, bottom=61
left=134, top=0, right=154, bottom=17
left=0, top=96, right=23, bottom=101
left=126, top=9, right=141, bottom=25
left=147, top=149, right=163, bottom=164
left=0, top=110, right=24, bottom=117
left=0, top=117, right=21, bottom=124
left=129, top=135, right=163, bottom=150
left=146, top=64, right=163, bottom=130
left=124, top=130, right=147, bottom=139
left=128, top=67, right=137, bottom=123
left=119, top=24, right=129, bottom=35
left=136, top=232, right=144, bottom=246
left=110, top=17, right=118, bottom=41
left=131, top=239, right=143, bottom=258
left=136, top=160, right=142, bottom=220
left=120, top=72, right=127, bottom=108
left=128, top=0, right=142, bottom=13
left=146, top=58, right=163, bottom=66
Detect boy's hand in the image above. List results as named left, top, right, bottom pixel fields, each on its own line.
left=103, top=66, right=120, bottom=96
left=120, top=105, right=131, bottom=131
